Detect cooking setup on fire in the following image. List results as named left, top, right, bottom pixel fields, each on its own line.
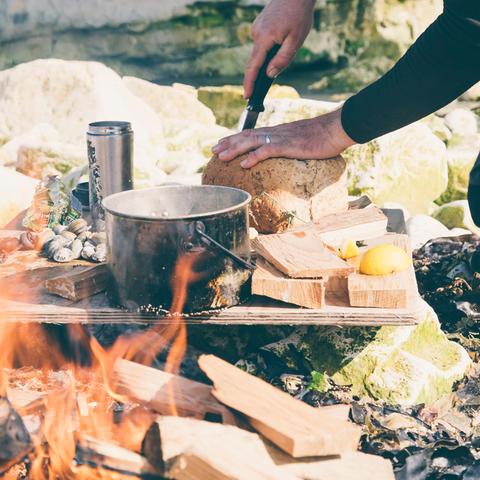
left=0, top=47, right=423, bottom=327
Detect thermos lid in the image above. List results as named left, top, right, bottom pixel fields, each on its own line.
left=88, top=121, right=133, bottom=136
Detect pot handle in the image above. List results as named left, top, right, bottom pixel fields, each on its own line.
left=195, top=222, right=256, bottom=271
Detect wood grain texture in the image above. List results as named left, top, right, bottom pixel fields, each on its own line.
left=252, top=234, right=353, bottom=279
left=198, top=354, right=361, bottom=458
left=44, top=264, right=110, bottom=301
left=292, top=206, right=388, bottom=244
left=143, top=416, right=295, bottom=480
left=113, top=359, right=237, bottom=426
left=347, top=234, right=416, bottom=309
left=252, top=258, right=326, bottom=308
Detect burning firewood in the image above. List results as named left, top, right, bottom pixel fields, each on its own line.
left=198, top=354, right=362, bottom=458
left=113, top=359, right=238, bottom=425
left=0, top=397, right=32, bottom=474
left=75, top=435, right=160, bottom=479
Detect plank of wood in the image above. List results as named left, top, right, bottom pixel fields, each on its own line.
left=347, top=234, right=416, bottom=309
left=113, top=359, right=237, bottom=426
left=291, top=207, right=388, bottom=245
left=267, top=448, right=395, bottom=480
left=143, top=416, right=296, bottom=480
left=44, top=264, right=111, bottom=301
left=198, top=355, right=361, bottom=458
left=75, top=435, right=159, bottom=478
left=252, top=234, right=353, bottom=279
left=252, top=258, right=326, bottom=309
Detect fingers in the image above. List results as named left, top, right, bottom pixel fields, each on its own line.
left=212, top=130, right=269, bottom=162
left=243, top=39, right=275, bottom=99
left=266, top=35, right=299, bottom=78
left=240, top=144, right=278, bottom=168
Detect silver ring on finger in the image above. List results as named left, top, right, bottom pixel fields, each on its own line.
left=264, top=134, right=271, bottom=145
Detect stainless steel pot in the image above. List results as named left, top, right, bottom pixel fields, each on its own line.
left=102, top=185, right=253, bottom=313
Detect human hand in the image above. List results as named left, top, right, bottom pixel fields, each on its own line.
left=244, top=0, right=315, bottom=99
left=211, top=108, right=356, bottom=168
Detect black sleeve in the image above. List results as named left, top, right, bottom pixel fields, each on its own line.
left=341, top=0, right=480, bottom=144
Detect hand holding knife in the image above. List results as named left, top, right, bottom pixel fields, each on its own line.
left=242, top=44, right=281, bottom=131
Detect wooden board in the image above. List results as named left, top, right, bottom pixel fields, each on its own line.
left=198, top=354, right=361, bottom=458
left=292, top=207, right=388, bottom=245
left=114, top=359, right=238, bottom=426
left=347, top=234, right=415, bottom=309
left=252, top=234, right=353, bottom=279
left=143, top=416, right=296, bottom=480
left=252, top=258, right=326, bottom=309
left=45, top=264, right=110, bottom=301
left=0, top=230, right=423, bottom=326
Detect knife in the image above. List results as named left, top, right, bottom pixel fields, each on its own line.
left=242, top=44, right=281, bottom=131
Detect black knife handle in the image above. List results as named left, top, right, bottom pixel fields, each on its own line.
left=247, top=44, right=281, bottom=113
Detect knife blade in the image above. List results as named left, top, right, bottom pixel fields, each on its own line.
left=242, top=44, right=281, bottom=131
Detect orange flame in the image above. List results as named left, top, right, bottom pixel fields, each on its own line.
left=0, top=250, right=201, bottom=478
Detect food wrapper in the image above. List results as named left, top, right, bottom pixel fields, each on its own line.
left=22, top=176, right=81, bottom=232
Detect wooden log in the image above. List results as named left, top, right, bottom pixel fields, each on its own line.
left=44, top=264, right=111, bottom=301
left=252, top=258, right=326, bottom=308
left=252, top=234, right=353, bottom=279
left=267, top=448, right=395, bottom=480
left=143, top=416, right=394, bottom=480
left=198, top=355, right=361, bottom=458
left=75, top=435, right=159, bottom=478
left=143, top=416, right=296, bottom=480
left=113, top=359, right=237, bottom=426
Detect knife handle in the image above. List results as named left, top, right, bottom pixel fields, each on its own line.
left=247, top=44, right=281, bottom=113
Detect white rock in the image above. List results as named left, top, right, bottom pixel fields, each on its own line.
left=433, top=200, right=480, bottom=235
left=0, top=166, right=38, bottom=227
left=0, top=59, right=165, bottom=182
left=407, top=214, right=452, bottom=250
left=0, top=123, right=60, bottom=167
left=344, top=123, right=448, bottom=214
left=444, top=108, right=478, bottom=137
left=461, top=82, right=480, bottom=101
left=123, top=76, right=216, bottom=126
left=254, top=98, right=339, bottom=128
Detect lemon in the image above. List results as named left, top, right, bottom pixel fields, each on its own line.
left=339, top=239, right=360, bottom=260
left=359, top=244, right=411, bottom=275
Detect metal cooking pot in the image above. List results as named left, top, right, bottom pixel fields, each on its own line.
left=102, top=185, right=253, bottom=313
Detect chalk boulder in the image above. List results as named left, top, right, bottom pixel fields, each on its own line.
left=0, top=167, right=38, bottom=227
left=344, top=123, right=448, bottom=214
left=263, top=303, right=471, bottom=405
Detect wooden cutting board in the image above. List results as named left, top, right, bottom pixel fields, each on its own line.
left=252, top=233, right=353, bottom=279
left=291, top=207, right=388, bottom=245
left=347, top=234, right=414, bottom=309
left=251, top=258, right=326, bottom=309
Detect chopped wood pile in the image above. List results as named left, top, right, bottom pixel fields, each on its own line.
left=1, top=355, right=395, bottom=479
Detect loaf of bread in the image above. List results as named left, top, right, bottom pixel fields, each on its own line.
left=202, top=154, right=348, bottom=234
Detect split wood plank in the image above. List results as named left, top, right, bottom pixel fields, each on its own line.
left=267, top=448, right=395, bottom=480
left=44, top=264, right=111, bottom=301
left=198, top=354, right=361, bottom=458
left=252, top=257, right=326, bottom=308
left=113, top=359, right=237, bottom=426
left=143, top=416, right=296, bottom=480
left=75, top=435, right=159, bottom=478
left=292, top=206, right=388, bottom=245
left=252, top=234, right=353, bottom=279
left=347, top=234, right=416, bottom=309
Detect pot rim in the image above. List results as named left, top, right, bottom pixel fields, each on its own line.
left=102, top=185, right=252, bottom=221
